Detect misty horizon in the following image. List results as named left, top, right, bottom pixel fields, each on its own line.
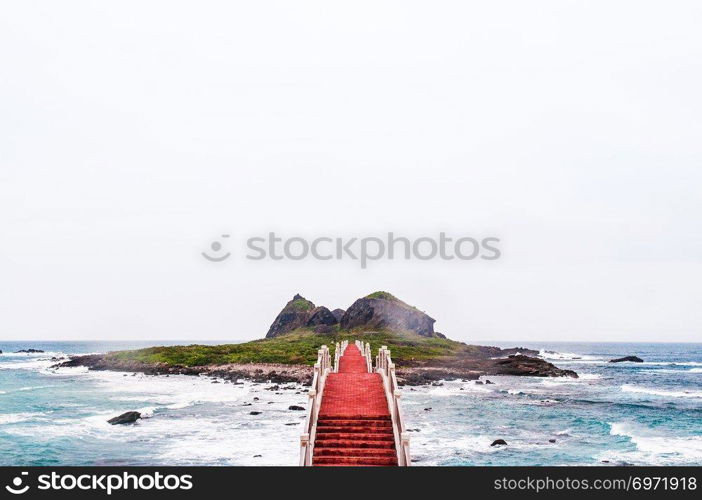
left=2, top=1, right=701, bottom=343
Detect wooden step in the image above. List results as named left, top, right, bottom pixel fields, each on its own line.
left=315, top=432, right=394, bottom=441
left=314, top=447, right=397, bottom=457
left=314, top=439, right=395, bottom=449
left=317, top=415, right=390, bottom=421
left=317, top=419, right=392, bottom=428
left=313, top=456, right=398, bottom=466
left=316, top=425, right=394, bottom=434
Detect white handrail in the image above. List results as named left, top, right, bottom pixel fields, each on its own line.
left=375, top=345, right=411, bottom=466
left=299, top=345, right=331, bottom=466
left=363, top=341, right=372, bottom=373
left=333, top=340, right=349, bottom=373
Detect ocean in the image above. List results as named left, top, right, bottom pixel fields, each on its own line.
left=1, top=341, right=700, bottom=466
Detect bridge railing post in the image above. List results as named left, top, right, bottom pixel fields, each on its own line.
left=300, top=345, right=332, bottom=466
left=374, top=345, right=411, bottom=466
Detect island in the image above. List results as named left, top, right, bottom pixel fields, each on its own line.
left=57, top=291, right=577, bottom=384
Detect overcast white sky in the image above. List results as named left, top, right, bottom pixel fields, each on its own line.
left=1, top=1, right=701, bottom=343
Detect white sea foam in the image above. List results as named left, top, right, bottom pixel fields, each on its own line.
left=638, top=361, right=702, bottom=366
left=621, top=384, right=702, bottom=399
left=3, top=372, right=305, bottom=465
left=606, top=422, right=702, bottom=464
left=427, top=383, right=492, bottom=396
left=0, top=351, right=64, bottom=358
left=0, top=413, right=45, bottom=425
left=1, top=358, right=308, bottom=465
left=538, top=350, right=604, bottom=362
left=688, top=368, right=702, bottom=373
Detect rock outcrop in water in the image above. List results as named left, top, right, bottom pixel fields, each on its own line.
left=493, top=355, right=578, bottom=378
left=107, top=411, right=141, bottom=425
left=609, top=356, right=644, bottom=363
left=340, top=292, right=437, bottom=337
left=15, top=349, right=45, bottom=353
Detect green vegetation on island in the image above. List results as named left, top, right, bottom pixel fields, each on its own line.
left=108, top=328, right=474, bottom=367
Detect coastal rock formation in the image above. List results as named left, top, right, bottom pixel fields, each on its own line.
left=609, top=356, right=643, bottom=363
left=340, top=292, right=436, bottom=337
left=492, top=355, right=578, bottom=378
left=266, top=294, right=316, bottom=338
left=331, top=309, right=345, bottom=322
left=306, top=306, right=338, bottom=328
left=107, top=411, right=141, bottom=425
left=491, top=439, right=508, bottom=446
left=15, top=349, right=44, bottom=353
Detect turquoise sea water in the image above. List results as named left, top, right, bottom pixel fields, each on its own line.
left=404, top=342, right=702, bottom=466
left=1, top=341, right=701, bottom=466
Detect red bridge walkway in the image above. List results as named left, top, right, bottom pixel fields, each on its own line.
left=313, top=344, right=397, bottom=466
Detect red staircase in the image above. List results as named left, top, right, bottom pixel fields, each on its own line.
left=313, top=344, right=397, bottom=466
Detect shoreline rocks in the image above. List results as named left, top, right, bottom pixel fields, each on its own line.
left=396, top=354, right=577, bottom=385
left=55, top=355, right=314, bottom=384
left=56, top=352, right=577, bottom=386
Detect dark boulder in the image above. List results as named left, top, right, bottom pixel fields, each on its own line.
left=249, top=411, right=262, bottom=415
left=107, top=411, right=141, bottom=425
left=490, top=439, right=508, bottom=446
left=266, top=294, right=316, bottom=338
left=340, top=291, right=437, bottom=337
left=609, top=356, right=644, bottom=363
left=288, top=405, right=305, bottom=411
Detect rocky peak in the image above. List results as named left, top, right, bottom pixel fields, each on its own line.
left=306, top=306, right=338, bottom=327
left=340, top=291, right=437, bottom=337
left=266, top=294, right=317, bottom=338
left=331, top=308, right=345, bottom=322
